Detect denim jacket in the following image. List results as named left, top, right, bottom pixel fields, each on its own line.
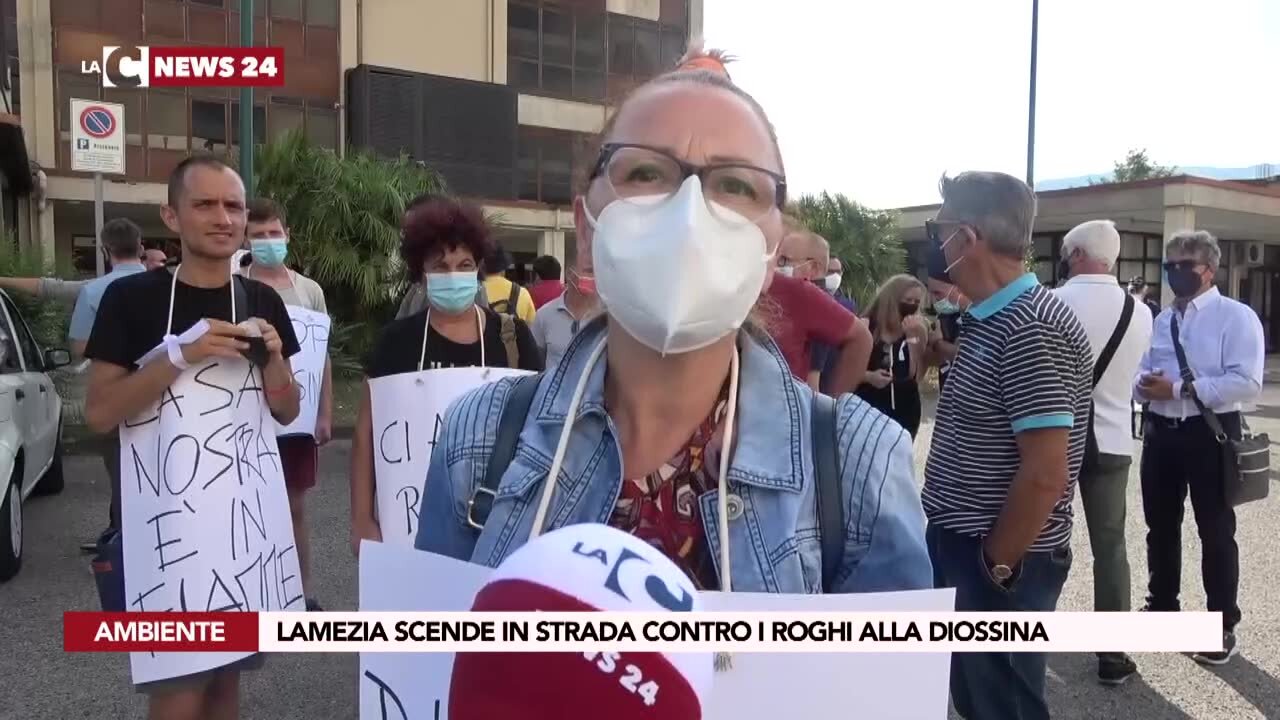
left=414, top=318, right=933, bottom=593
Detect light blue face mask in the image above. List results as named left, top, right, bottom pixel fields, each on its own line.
left=250, top=239, right=288, bottom=267
left=426, top=271, right=480, bottom=314
left=934, top=298, right=961, bottom=315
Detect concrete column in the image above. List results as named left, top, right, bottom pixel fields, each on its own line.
left=689, top=0, right=705, bottom=40
left=1161, top=205, right=1196, bottom=307
left=537, top=229, right=566, bottom=265
left=17, top=0, right=57, bottom=263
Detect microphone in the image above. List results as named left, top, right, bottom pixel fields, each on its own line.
left=449, top=524, right=712, bottom=720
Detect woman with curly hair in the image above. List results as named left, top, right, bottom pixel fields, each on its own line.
left=348, top=196, right=542, bottom=554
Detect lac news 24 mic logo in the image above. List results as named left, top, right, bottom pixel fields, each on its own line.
left=83, top=46, right=285, bottom=88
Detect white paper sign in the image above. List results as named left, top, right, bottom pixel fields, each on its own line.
left=369, top=367, right=534, bottom=545
left=120, top=357, right=304, bottom=685
left=277, top=305, right=331, bottom=437
left=357, top=541, right=954, bottom=719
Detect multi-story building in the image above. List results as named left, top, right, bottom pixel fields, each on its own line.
left=6, top=0, right=702, bottom=277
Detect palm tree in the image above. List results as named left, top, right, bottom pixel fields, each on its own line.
left=790, top=192, right=905, bottom=308
left=254, top=130, right=448, bottom=320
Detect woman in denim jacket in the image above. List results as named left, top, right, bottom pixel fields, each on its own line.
left=415, top=46, right=932, bottom=594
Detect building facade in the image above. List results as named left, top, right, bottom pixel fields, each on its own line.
left=894, top=175, right=1280, bottom=350
left=7, top=0, right=702, bottom=277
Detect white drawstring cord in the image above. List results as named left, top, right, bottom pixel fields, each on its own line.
left=716, top=346, right=740, bottom=594
left=167, top=263, right=236, bottom=335
left=529, top=337, right=608, bottom=538
left=417, top=305, right=486, bottom=372
left=528, top=336, right=743, bottom=598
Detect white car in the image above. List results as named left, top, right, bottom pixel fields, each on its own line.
left=0, top=290, right=71, bottom=581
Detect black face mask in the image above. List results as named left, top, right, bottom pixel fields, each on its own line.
left=1057, top=257, right=1071, bottom=281
left=1166, top=266, right=1204, bottom=298
left=899, top=302, right=920, bottom=318
left=928, top=240, right=951, bottom=284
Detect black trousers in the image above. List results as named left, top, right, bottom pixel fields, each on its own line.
left=1140, top=411, right=1241, bottom=631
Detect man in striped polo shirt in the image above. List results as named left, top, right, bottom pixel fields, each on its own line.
left=922, top=171, right=1093, bottom=720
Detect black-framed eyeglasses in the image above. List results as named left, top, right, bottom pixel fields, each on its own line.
left=925, top=219, right=972, bottom=245
left=589, top=142, right=787, bottom=224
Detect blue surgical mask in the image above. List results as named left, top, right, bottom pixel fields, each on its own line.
left=250, top=239, right=288, bottom=267
left=934, top=298, right=960, bottom=315
left=426, top=271, right=480, bottom=314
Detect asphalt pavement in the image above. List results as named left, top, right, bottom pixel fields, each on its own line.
left=3, top=391, right=1280, bottom=719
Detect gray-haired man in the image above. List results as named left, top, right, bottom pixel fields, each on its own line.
left=922, top=171, right=1093, bottom=720
left=1134, top=230, right=1262, bottom=665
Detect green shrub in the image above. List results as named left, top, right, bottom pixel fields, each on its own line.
left=0, top=233, right=73, bottom=348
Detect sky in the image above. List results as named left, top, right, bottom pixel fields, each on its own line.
left=702, top=0, right=1280, bottom=209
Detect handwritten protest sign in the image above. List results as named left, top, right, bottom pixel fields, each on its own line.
left=368, top=367, right=533, bottom=545
left=120, top=357, right=304, bottom=685
left=357, top=541, right=954, bottom=719
left=277, top=305, right=330, bottom=437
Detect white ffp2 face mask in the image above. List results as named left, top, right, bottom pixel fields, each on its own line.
left=585, top=176, right=772, bottom=355
left=824, top=273, right=842, bottom=292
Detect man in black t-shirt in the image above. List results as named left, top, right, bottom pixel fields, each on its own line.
left=82, top=156, right=300, bottom=719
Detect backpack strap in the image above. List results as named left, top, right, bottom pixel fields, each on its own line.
left=499, top=314, right=520, bottom=369
left=508, top=282, right=521, bottom=314
left=811, top=393, right=844, bottom=593
left=467, top=373, right=541, bottom=531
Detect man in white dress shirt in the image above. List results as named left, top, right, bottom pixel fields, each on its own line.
left=1053, top=220, right=1152, bottom=686
left=1134, top=229, right=1263, bottom=666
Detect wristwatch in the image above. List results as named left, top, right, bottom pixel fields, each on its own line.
left=982, top=548, right=1014, bottom=586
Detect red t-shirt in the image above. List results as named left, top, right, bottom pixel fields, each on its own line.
left=529, top=280, right=564, bottom=309
left=766, top=273, right=856, bottom=380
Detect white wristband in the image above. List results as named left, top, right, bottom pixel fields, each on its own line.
left=164, top=334, right=189, bottom=371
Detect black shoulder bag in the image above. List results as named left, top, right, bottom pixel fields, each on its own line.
left=471, top=376, right=846, bottom=592
left=1170, top=314, right=1271, bottom=506
left=1083, top=292, right=1135, bottom=472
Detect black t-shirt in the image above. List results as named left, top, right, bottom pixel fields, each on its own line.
left=364, top=306, right=543, bottom=379
left=85, top=268, right=301, bottom=369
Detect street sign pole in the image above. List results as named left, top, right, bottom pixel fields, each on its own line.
left=94, top=172, right=105, bottom=277
left=240, top=0, right=255, bottom=199
left=1026, top=0, right=1039, bottom=188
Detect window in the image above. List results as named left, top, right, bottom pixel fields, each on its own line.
left=0, top=315, right=18, bottom=374
left=4, top=295, right=41, bottom=366
left=507, top=3, right=654, bottom=103
left=272, top=0, right=303, bottom=20
left=105, top=88, right=144, bottom=145
left=189, top=0, right=224, bottom=6
left=1032, top=233, right=1058, bottom=284
left=606, top=14, right=684, bottom=90
left=306, top=0, right=337, bottom=27
left=57, top=71, right=101, bottom=133
left=147, top=91, right=187, bottom=142
left=191, top=98, right=227, bottom=149
left=305, top=104, right=337, bottom=149
left=267, top=100, right=303, bottom=141
left=518, top=127, right=588, bottom=205
left=230, top=102, right=267, bottom=146
left=1116, top=231, right=1163, bottom=292
left=608, top=15, right=633, bottom=75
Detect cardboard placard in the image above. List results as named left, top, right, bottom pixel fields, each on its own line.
left=120, top=357, right=304, bottom=684
left=357, top=541, right=954, bottom=719
left=277, top=305, right=330, bottom=437
left=368, top=367, right=534, bottom=545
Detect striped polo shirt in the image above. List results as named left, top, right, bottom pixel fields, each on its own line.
left=922, top=273, right=1093, bottom=550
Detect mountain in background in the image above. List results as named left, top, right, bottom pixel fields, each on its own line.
left=1035, top=163, right=1280, bottom=191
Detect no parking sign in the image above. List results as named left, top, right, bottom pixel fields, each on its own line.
left=70, top=98, right=125, bottom=174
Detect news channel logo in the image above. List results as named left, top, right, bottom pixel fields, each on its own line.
left=89, top=46, right=150, bottom=88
